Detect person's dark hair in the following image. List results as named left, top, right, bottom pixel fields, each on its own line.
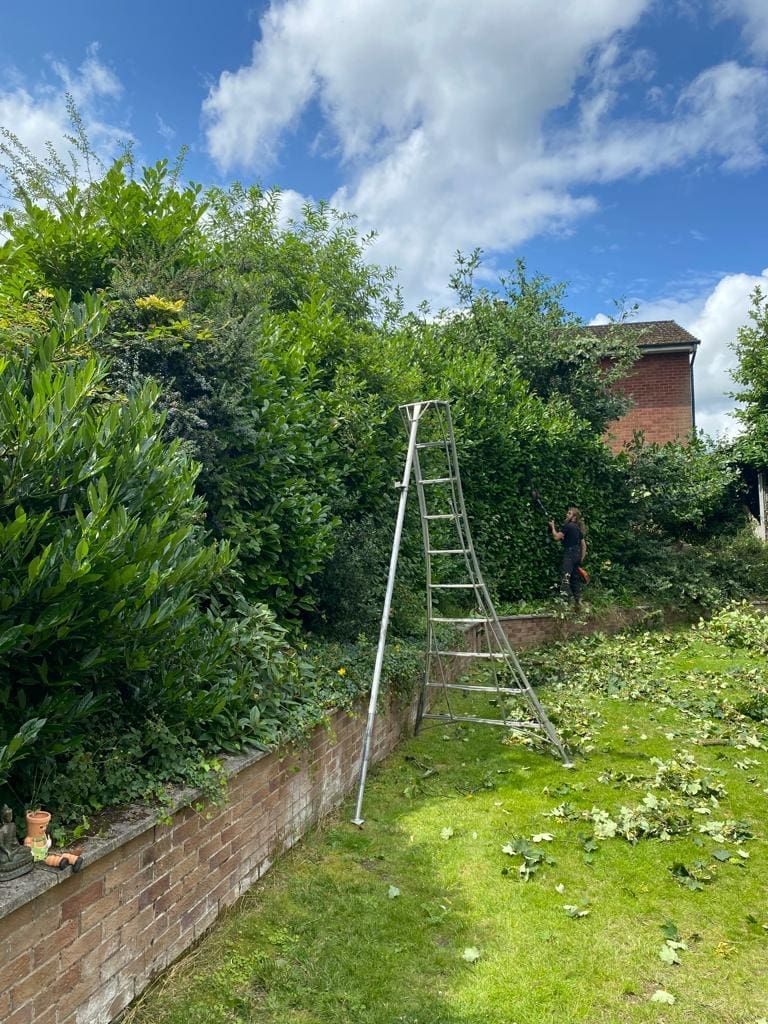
left=568, top=506, right=586, bottom=535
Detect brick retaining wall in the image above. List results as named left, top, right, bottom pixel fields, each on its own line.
left=0, top=696, right=414, bottom=1024
left=0, top=603, right=697, bottom=1024
left=463, top=604, right=690, bottom=654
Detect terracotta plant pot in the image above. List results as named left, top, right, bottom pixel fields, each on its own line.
left=26, top=809, right=51, bottom=840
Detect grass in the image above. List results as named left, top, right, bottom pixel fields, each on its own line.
left=125, top=616, right=768, bottom=1024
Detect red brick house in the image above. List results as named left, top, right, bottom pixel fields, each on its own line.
left=586, top=320, right=701, bottom=451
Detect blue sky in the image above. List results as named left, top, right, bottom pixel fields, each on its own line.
left=2, top=0, right=768, bottom=433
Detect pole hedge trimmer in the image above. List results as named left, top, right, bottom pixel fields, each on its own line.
left=531, top=488, right=550, bottom=519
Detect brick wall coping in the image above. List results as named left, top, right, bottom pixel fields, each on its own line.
left=497, top=612, right=558, bottom=621
left=497, top=606, right=653, bottom=623
left=0, top=743, right=272, bottom=922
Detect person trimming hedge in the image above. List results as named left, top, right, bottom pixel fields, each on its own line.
left=549, top=506, right=587, bottom=609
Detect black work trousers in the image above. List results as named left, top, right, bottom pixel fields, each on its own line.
left=560, top=547, right=582, bottom=602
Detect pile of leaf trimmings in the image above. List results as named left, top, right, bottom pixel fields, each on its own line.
left=501, top=761, right=754, bottom=893
left=502, top=693, right=605, bottom=755
left=543, top=752, right=753, bottom=846
left=501, top=834, right=555, bottom=880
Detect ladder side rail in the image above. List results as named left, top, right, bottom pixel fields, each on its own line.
left=440, top=404, right=530, bottom=672
left=439, top=405, right=510, bottom=669
left=470, top=573, right=567, bottom=754
left=351, top=403, right=423, bottom=826
left=417, top=408, right=473, bottom=726
left=441, top=404, right=492, bottom=603
left=414, top=431, right=458, bottom=723
left=411, top=441, right=439, bottom=729
left=437, top=407, right=477, bottom=584
left=433, top=407, right=514, bottom=724
left=431, top=409, right=478, bottom=722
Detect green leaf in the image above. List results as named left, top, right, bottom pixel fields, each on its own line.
left=563, top=905, right=590, bottom=919
left=461, top=947, right=481, bottom=963
left=440, top=827, right=454, bottom=840
left=387, top=886, right=400, bottom=899
left=659, top=944, right=680, bottom=965
left=650, top=990, right=676, bottom=1004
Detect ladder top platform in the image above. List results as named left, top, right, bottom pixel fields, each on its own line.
left=400, top=399, right=452, bottom=414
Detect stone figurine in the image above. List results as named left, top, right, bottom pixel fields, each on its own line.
left=0, top=804, right=34, bottom=880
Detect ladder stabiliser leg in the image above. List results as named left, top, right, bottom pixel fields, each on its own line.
left=351, top=404, right=423, bottom=826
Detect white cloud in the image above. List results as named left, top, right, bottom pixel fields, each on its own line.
left=604, top=268, right=768, bottom=438
left=718, top=0, right=768, bottom=58
left=0, top=45, right=129, bottom=190
left=156, top=114, right=176, bottom=145
left=202, top=1, right=768, bottom=304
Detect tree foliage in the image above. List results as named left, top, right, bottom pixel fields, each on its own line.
left=620, top=434, right=743, bottom=542
left=445, top=251, right=640, bottom=433
left=731, top=287, right=768, bottom=466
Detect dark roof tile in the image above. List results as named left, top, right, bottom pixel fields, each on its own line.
left=581, top=320, right=700, bottom=349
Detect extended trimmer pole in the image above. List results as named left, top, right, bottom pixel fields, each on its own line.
left=351, top=404, right=423, bottom=826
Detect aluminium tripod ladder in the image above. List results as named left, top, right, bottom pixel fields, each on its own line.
left=351, top=400, right=570, bottom=826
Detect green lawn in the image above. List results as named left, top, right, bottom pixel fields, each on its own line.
left=126, top=618, right=768, bottom=1024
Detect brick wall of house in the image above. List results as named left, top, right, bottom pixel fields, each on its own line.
left=604, top=351, right=694, bottom=451
left=0, top=604, right=694, bottom=1024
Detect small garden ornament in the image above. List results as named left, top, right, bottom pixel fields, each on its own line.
left=44, top=851, right=84, bottom=872
left=0, top=804, right=34, bottom=880
left=24, top=809, right=52, bottom=862
left=21, top=810, right=84, bottom=871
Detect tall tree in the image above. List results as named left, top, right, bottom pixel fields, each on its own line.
left=443, top=252, right=640, bottom=433
left=732, top=286, right=768, bottom=465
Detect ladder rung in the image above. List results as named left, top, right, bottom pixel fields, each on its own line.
left=416, top=441, right=448, bottom=449
left=429, top=583, right=481, bottom=589
left=425, top=514, right=457, bottom=520
left=429, top=683, right=524, bottom=694
left=421, top=476, right=455, bottom=485
left=422, top=714, right=542, bottom=729
left=428, top=548, right=467, bottom=555
left=432, top=616, right=489, bottom=624
left=434, top=650, right=506, bottom=659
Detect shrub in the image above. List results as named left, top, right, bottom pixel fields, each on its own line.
left=700, top=601, right=768, bottom=652
left=0, top=295, right=231, bottom=799
left=606, top=529, right=768, bottom=610
left=620, top=434, right=744, bottom=542
left=102, top=284, right=340, bottom=618
left=0, top=155, right=207, bottom=298
left=308, top=514, right=425, bottom=639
